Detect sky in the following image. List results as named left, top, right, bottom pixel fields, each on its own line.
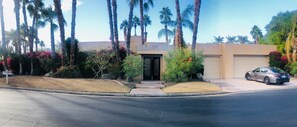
left=1, top=0, right=297, bottom=48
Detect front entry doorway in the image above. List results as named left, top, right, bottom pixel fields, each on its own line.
left=143, top=55, right=161, bottom=80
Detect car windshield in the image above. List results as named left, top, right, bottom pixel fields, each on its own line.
left=270, top=68, right=285, bottom=73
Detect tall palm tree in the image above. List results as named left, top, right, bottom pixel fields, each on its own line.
left=54, top=0, right=67, bottom=65
left=143, top=14, right=151, bottom=42
left=126, top=0, right=136, bottom=55
left=27, top=0, right=44, bottom=74
left=14, top=0, right=23, bottom=74
left=70, top=0, right=77, bottom=65
left=174, top=0, right=184, bottom=48
left=226, top=36, right=237, bottom=43
left=214, top=36, right=224, bottom=44
left=0, top=0, right=7, bottom=70
left=41, top=6, right=58, bottom=58
left=250, top=25, right=263, bottom=44
left=106, top=0, right=115, bottom=51
left=139, top=0, right=153, bottom=45
left=120, top=19, right=128, bottom=40
left=132, top=15, right=140, bottom=36
left=22, top=0, right=29, bottom=51
left=159, top=7, right=174, bottom=44
left=237, top=35, right=249, bottom=44
left=191, top=0, right=201, bottom=52
left=112, top=0, right=119, bottom=51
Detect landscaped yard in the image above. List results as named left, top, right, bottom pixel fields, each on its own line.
left=162, top=82, right=222, bottom=93
left=0, top=76, right=130, bottom=93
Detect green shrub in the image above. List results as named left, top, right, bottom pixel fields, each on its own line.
left=290, top=62, right=297, bottom=75
left=53, top=65, right=81, bottom=78
left=162, top=49, right=204, bottom=82
left=123, top=55, right=143, bottom=80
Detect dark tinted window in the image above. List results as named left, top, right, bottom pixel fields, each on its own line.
left=270, top=68, right=285, bottom=73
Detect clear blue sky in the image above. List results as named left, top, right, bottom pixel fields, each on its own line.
left=2, top=0, right=297, bottom=47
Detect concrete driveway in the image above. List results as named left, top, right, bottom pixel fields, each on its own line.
left=211, top=78, right=297, bottom=93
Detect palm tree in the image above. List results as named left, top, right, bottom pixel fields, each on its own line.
left=250, top=25, right=263, bottom=44
left=0, top=0, right=7, bottom=70
left=14, top=0, right=22, bottom=74
left=226, top=36, right=237, bottom=43
left=174, top=0, right=184, bottom=48
left=41, top=7, right=58, bottom=58
left=112, top=0, right=119, bottom=51
left=120, top=20, right=128, bottom=41
left=181, top=5, right=194, bottom=31
left=54, top=0, right=67, bottom=65
left=27, top=0, right=44, bottom=74
left=126, top=0, right=136, bottom=55
left=70, top=0, right=77, bottom=65
left=191, top=0, right=201, bottom=52
left=139, top=0, right=154, bottom=45
left=143, top=14, right=151, bottom=42
left=159, top=7, right=174, bottom=44
left=132, top=16, right=140, bottom=36
left=214, top=36, right=224, bottom=44
left=106, top=0, right=115, bottom=51
left=237, top=35, right=249, bottom=44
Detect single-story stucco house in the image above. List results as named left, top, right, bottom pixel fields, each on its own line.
left=78, top=36, right=277, bottom=80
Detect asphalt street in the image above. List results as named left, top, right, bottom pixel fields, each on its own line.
left=0, top=88, right=297, bottom=127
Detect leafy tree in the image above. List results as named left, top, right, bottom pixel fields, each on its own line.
left=226, top=36, right=236, bottom=43
left=86, top=50, right=115, bottom=78
left=159, top=7, right=174, bottom=44
left=213, top=36, right=224, bottom=44
left=123, top=54, right=143, bottom=81
left=250, top=25, right=263, bottom=44
left=132, top=15, right=140, bottom=36
left=192, top=0, right=201, bottom=52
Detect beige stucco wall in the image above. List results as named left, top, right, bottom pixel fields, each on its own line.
left=78, top=36, right=277, bottom=80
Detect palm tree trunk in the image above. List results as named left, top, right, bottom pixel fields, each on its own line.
left=35, top=28, right=39, bottom=52
left=124, top=27, right=127, bottom=40
left=126, top=0, right=135, bottom=55
left=70, top=0, right=77, bottom=65
left=174, top=0, right=184, bottom=49
left=144, top=25, right=147, bottom=42
left=29, top=16, right=36, bottom=75
left=50, top=21, right=56, bottom=58
left=54, top=0, right=67, bottom=65
left=192, top=0, right=201, bottom=52
left=107, top=0, right=115, bottom=51
left=165, top=25, right=168, bottom=44
left=14, top=0, right=23, bottom=75
left=0, top=0, right=7, bottom=70
left=139, top=0, right=144, bottom=45
left=112, top=0, right=119, bottom=51
left=134, top=25, right=137, bottom=36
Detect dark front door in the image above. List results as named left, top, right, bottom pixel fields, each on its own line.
left=143, top=56, right=160, bottom=80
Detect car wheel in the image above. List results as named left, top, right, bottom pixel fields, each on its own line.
left=245, top=74, right=251, bottom=81
left=264, top=77, right=270, bottom=85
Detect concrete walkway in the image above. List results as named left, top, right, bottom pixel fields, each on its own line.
left=129, top=81, right=165, bottom=96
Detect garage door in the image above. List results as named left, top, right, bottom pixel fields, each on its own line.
left=233, top=56, right=269, bottom=78
left=204, top=56, right=221, bottom=79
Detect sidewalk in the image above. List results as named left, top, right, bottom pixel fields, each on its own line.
left=129, top=81, right=166, bottom=96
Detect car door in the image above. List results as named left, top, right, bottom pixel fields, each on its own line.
left=251, top=68, right=260, bottom=80
left=258, top=68, right=268, bottom=82
left=254, top=68, right=261, bottom=81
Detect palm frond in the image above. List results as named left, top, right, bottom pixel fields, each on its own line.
left=182, top=5, right=194, bottom=20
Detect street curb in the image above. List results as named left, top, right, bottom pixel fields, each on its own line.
left=0, top=86, right=228, bottom=97
left=0, top=86, right=128, bottom=96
